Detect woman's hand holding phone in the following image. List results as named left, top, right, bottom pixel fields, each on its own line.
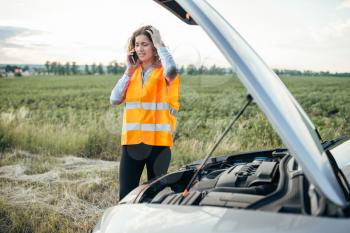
left=125, top=49, right=139, bottom=76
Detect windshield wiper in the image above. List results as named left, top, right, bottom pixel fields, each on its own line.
left=182, top=94, right=253, bottom=197
left=322, top=136, right=348, bottom=151
left=326, top=150, right=350, bottom=202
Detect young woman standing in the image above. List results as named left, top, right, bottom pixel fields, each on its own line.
left=110, top=25, right=180, bottom=200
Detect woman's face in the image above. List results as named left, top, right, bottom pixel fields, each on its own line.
left=134, top=34, right=154, bottom=64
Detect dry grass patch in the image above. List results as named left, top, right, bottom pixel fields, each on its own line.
left=0, top=150, right=118, bottom=232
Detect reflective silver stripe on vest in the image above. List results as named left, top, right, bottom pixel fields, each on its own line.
left=123, top=123, right=171, bottom=132
left=125, top=102, right=170, bottom=110
left=142, top=102, right=169, bottom=110
left=122, top=123, right=140, bottom=131
left=125, top=102, right=142, bottom=109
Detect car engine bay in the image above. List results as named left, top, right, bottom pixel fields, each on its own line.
left=120, top=148, right=350, bottom=218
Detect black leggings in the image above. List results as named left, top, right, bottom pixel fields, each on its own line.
left=118, top=143, right=171, bottom=201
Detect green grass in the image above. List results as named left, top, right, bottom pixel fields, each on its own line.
left=0, top=74, right=350, bottom=232
left=1, top=74, right=350, bottom=161
left=0, top=75, right=120, bottom=159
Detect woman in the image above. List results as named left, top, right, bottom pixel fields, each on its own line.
left=110, top=25, right=180, bottom=201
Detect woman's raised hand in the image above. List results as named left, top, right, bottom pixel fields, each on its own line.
left=146, top=26, right=165, bottom=49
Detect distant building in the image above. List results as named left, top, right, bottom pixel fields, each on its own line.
left=14, top=67, right=23, bottom=76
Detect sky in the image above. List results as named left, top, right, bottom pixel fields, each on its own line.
left=0, top=0, right=350, bottom=72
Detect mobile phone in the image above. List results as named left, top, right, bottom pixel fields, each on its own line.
left=129, top=52, right=138, bottom=65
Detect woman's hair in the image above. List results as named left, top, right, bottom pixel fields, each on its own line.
left=128, top=25, right=159, bottom=63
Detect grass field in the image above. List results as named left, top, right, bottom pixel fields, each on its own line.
left=0, top=74, right=350, bottom=232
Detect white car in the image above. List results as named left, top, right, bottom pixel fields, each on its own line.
left=93, top=1, right=350, bottom=232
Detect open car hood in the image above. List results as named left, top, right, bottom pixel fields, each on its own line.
left=154, top=0, right=347, bottom=206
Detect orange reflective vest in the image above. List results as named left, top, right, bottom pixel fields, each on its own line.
left=121, top=65, right=180, bottom=146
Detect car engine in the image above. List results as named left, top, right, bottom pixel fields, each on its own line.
left=119, top=148, right=348, bottom=217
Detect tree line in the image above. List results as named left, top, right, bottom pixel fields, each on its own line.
left=35, top=62, right=350, bottom=77
left=1, top=62, right=350, bottom=77
left=43, top=61, right=126, bottom=75
left=42, top=61, right=233, bottom=76
left=273, top=69, right=350, bottom=77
